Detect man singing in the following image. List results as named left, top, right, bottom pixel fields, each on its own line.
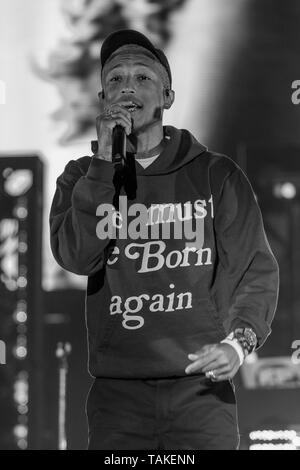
left=50, top=29, right=279, bottom=450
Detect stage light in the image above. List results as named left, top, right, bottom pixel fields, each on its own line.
left=17, top=276, right=28, bottom=288
left=13, top=424, right=28, bottom=440
left=273, top=182, right=297, bottom=199
left=18, top=405, right=28, bottom=415
left=19, top=242, right=28, bottom=253
left=14, top=311, right=27, bottom=323
left=293, top=435, right=300, bottom=446
left=249, top=430, right=297, bottom=441
left=3, top=279, right=17, bottom=291
left=17, top=300, right=27, bottom=309
left=3, top=170, right=33, bottom=197
left=15, top=206, right=28, bottom=219
left=249, top=443, right=296, bottom=450
left=249, top=429, right=300, bottom=450
left=13, top=373, right=29, bottom=406
left=17, top=439, right=28, bottom=450
left=13, top=373, right=29, bottom=450
left=1, top=156, right=43, bottom=449
left=14, top=346, right=27, bottom=359
left=19, top=265, right=27, bottom=275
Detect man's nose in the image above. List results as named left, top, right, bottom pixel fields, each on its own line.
left=121, top=77, right=135, bottom=94
left=121, top=88, right=135, bottom=94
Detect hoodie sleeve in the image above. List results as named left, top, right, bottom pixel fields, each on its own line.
left=214, top=167, right=279, bottom=348
left=49, top=157, right=116, bottom=276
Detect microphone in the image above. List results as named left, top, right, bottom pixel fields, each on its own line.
left=112, top=125, right=126, bottom=171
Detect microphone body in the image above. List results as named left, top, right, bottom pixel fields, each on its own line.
left=112, top=125, right=126, bottom=171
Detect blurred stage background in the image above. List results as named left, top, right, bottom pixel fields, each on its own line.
left=1, top=0, right=300, bottom=450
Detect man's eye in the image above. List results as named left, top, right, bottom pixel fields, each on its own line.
left=137, top=75, right=150, bottom=81
left=110, top=76, right=122, bottom=82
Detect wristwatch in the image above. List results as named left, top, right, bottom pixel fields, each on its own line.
left=233, top=327, right=257, bottom=356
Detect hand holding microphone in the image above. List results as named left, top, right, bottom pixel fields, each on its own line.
left=95, top=95, right=132, bottom=164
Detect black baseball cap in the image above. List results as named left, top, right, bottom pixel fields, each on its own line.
left=100, top=29, right=172, bottom=88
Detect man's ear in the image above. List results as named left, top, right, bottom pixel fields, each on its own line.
left=98, top=90, right=105, bottom=100
left=163, top=89, right=175, bottom=110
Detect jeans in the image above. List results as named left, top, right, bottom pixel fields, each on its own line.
left=86, top=374, right=240, bottom=450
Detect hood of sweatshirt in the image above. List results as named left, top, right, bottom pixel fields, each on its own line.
left=134, top=125, right=207, bottom=176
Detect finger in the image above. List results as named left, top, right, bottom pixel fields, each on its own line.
left=201, top=358, right=229, bottom=373
left=109, top=115, right=132, bottom=134
left=205, top=366, right=231, bottom=382
left=201, top=350, right=236, bottom=372
left=111, top=118, right=132, bottom=135
left=194, top=344, right=219, bottom=356
left=188, top=349, right=223, bottom=371
left=102, top=104, right=131, bottom=118
left=185, top=352, right=222, bottom=375
left=101, top=114, right=132, bottom=135
left=103, top=111, right=132, bottom=126
left=105, top=104, right=132, bottom=121
left=188, top=345, right=219, bottom=362
left=206, top=364, right=231, bottom=377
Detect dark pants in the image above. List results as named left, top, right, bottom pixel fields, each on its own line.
left=86, top=374, right=240, bottom=450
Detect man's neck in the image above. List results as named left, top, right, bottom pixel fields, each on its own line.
left=126, top=122, right=164, bottom=155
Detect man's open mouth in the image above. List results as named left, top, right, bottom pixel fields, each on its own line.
left=123, top=102, right=143, bottom=113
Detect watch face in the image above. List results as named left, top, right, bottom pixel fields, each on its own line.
left=244, top=328, right=257, bottom=347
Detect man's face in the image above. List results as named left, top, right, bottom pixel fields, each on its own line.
left=102, top=48, right=167, bottom=132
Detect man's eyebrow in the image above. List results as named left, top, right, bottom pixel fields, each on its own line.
left=105, top=62, right=154, bottom=73
left=133, top=62, right=153, bottom=69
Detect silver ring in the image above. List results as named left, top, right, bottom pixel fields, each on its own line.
left=206, top=370, right=217, bottom=380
